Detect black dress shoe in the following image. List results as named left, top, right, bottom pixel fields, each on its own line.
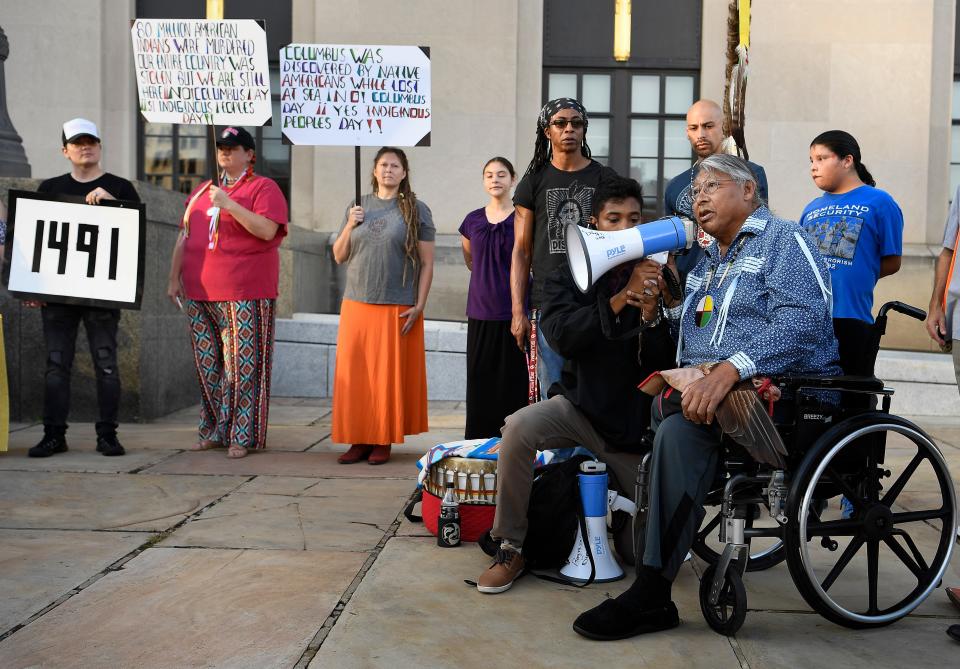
left=573, top=598, right=679, bottom=641
left=948, top=624, right=960, bottom=642
left=96, top=435, right=126, bottom=456
left=28, top=435, right=68, bottom=458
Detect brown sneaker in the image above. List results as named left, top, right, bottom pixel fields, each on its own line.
left=477, top=547, right=525, bottom=594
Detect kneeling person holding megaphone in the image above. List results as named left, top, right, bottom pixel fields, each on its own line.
left=476, top=176, right=679, bottom=594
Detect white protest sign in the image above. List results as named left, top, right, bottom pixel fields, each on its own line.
left=132, top=18, right=272, bottom=126
left=3, top=193, right=145, bottom=309
left=280, top=44, right=431, bottom=146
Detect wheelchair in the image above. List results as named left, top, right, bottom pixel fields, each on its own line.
left=636, top=301, right=958, bottom=635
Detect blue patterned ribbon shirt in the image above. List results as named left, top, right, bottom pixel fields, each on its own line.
left=665, top=206, right=842, bottom=379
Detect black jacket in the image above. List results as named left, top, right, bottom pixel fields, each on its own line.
left=540, top=263, right=676, bottom=451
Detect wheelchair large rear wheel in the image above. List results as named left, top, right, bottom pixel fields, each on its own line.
left=784, top=413, right=957, bottom=629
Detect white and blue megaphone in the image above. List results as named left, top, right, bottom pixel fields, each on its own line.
left=565, top=216, right=695, bottom=292
left=560, top=461, right=637, bottom=583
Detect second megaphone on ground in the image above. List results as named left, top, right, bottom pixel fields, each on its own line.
left=565, top=216, right=694, bottom=292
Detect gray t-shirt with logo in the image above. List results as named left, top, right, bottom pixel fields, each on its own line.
left=340, top=194, right=436, bottom=306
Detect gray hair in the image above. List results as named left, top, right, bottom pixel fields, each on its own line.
left=698, top=154, right=762, bottom=206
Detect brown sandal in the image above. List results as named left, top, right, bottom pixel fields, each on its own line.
left=227, top=444, right=248, bottom=459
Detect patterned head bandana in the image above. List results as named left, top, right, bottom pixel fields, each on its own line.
left=538, top=98, right=589, bottom=131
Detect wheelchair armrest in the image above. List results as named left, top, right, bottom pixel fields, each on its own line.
left=770, top=374, right=886, bottom=392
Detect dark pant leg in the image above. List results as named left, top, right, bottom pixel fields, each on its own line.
left=41, top=304, right=82, bottom=434
left=833, top=317, right=878, bottom=410
left=594, top=447, right=647, bottom=565
left=833, top=317, right=878, bottom=376
left=640, top=413, right=721, bottom=581
left=82, top=307, right=121, bottom=436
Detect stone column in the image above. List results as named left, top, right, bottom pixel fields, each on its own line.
left=0, top=25, right=31, bottom=177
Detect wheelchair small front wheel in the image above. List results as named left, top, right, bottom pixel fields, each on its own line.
left=784, top=414, right=957, bottom=629
left=699, top=563, right=747, bottom=636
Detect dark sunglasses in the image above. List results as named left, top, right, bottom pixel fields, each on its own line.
left=549, top=118, right=585, bottom=130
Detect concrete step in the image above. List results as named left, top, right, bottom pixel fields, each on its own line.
left=271, top=314, right=467, bottom=401
left=875, top=350, right=959, bottom=416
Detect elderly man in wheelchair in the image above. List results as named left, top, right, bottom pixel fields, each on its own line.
left=573, top=154, right=957, bottom=640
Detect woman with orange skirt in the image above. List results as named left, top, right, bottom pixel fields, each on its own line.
left=332, top=147, right=435, bottom=464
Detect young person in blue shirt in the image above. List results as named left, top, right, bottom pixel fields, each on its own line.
left=800, top=130, right=903, bottom=376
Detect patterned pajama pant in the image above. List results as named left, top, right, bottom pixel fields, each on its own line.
left=186, top=299, right=276, bottom=449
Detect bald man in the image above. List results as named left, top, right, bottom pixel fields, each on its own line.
left=664, top=100, right=769, bottom=277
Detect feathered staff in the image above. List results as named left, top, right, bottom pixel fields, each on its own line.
left=721, top=0, right=751, bottom=160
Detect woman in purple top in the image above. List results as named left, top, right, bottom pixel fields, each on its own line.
left=459, top=157, right=529, bottom=439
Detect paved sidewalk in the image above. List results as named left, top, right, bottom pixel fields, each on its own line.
left=0, top=401, right=958, bottom=668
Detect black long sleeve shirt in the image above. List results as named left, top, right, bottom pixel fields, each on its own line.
left=540, top=263, right=677, bottom=451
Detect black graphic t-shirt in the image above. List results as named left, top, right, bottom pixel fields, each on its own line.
left=514, top=160, right=617, bottom=307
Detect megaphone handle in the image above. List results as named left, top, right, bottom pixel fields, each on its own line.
left=662, top=265, right=682, bottom=302
left=577, top=486, right=597, bottom=587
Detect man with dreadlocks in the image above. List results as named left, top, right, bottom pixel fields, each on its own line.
left=510, top=98, right=618, bottom=397
left=664, top=100, right=769, bottom=279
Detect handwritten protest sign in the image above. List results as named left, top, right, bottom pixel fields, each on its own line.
left=131, top=18, right=272, bottom=126
left=280, top=44, right=431, bottom=146
left=2, top=192, right=146, bottom=310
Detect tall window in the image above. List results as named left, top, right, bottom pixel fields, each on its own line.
left=544, top=69, right=697, bottom=219
left=140, top=124, right=209, bottom=195
left=627, top=73, right=695, bottom=219
left=137, top=71, right=290, bottom=198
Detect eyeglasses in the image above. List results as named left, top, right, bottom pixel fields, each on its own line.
left=691, top=179, right=734, bottom=199
left=549, top=118, right=585, bottom=130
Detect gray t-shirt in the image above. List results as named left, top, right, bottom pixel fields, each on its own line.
left=340, top=194, right=436, bottom=305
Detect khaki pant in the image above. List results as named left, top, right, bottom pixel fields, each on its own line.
left=491, top=395, right=645, bottom=561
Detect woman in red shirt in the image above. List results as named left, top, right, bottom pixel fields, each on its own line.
left=166, top=126, right=289, bottom=459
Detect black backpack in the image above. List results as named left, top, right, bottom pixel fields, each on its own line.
left=517, top=454, right=593, bottom=569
